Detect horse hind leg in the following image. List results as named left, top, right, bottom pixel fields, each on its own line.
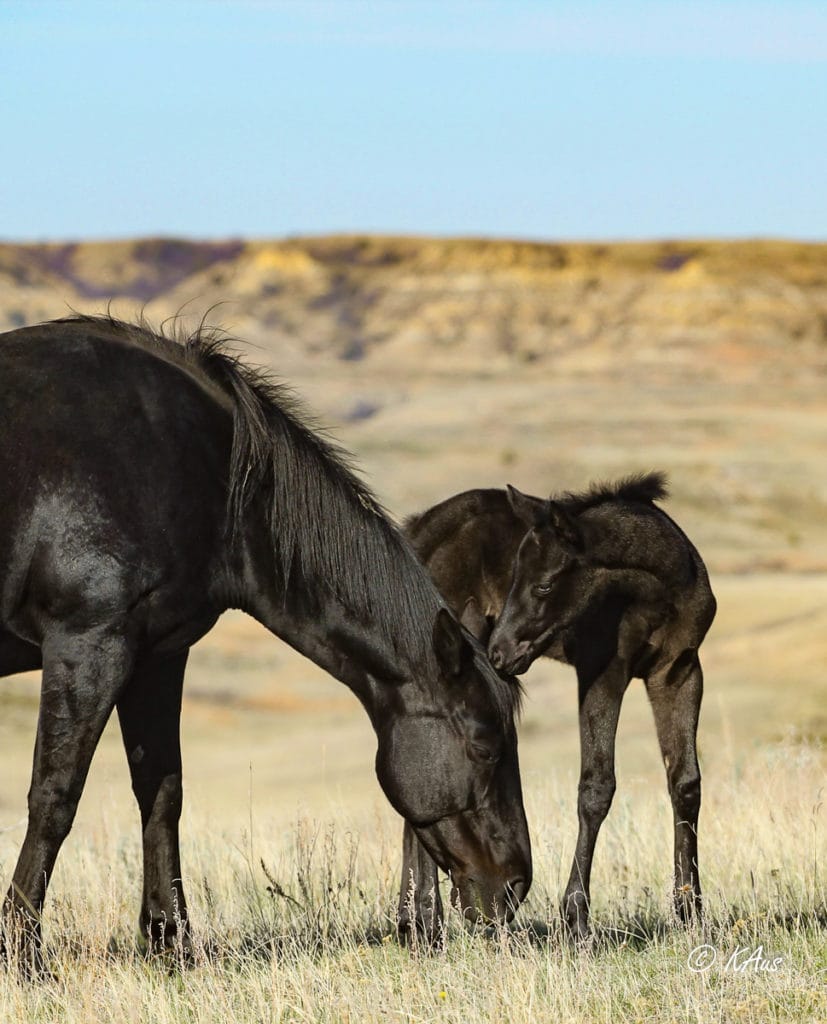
left=2, top=627, right=135, bottom=974
left=115, top=651, right=190, bottom=960
left=645, top=649, right=704, bottom=924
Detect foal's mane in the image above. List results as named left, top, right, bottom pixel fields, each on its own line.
left=557, top=471, right=669, bottom=512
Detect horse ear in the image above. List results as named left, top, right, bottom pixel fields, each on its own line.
left=459, top=596, right=493, bottom=644
left=547, top=500, right=583, bottom=552
left=506, top=485, right=547, bottom=528
left=433, top=607, right=472, bottom=678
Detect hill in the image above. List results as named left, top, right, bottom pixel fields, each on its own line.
left=1, top=235, right=825, bottom=572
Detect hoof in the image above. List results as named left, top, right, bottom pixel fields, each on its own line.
left=137, top=918, right=195, bottom=969
left=397, top=913, right=444, bottom=952
left=562, top=894, right=592, bottom=943
left=1, top=907, right=49, bottom=980
left=674, top=886, right=703, bottom=926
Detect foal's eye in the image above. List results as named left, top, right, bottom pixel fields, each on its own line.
left=533, top=581, right=553, bottom=597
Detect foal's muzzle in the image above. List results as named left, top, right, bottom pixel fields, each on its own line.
left=489, top=638, right=533, bottom=676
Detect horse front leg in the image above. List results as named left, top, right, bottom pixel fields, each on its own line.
left=2, top=628, right=134, bottom=975
left=562, top=659, right=629, bottom=940
left=116, top=651, right=190, bottom=959
left=396, top=822, right=444, bottom=948
left=645, top=650, right=703, bottom=924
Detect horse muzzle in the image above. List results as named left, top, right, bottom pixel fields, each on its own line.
left=450, top=871, right=531, bottom=924
left=413, top=815, right=532, bottom=924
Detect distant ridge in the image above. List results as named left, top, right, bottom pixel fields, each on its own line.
left=1, top=235, right=825, bottom=574
left=2, top=236, right=826, bottom=365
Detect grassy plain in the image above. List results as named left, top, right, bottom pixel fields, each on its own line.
left=0, top=237, right=825, bottom=1019
left=0, top=577, right=825, bottom=1022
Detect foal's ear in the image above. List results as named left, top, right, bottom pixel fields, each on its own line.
left=547, top=500, right=583, bottom=552
left=506, top=485, right=548, bottom=528
left=459, top=596, right=493, bottom=644
left=433, top=608, right=473, bottom=678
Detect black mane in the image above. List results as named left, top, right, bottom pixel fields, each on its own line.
left=54, top=315, right=446, bottom=662
left=556, top=471, right=669, bottom=512
left=51, top=316, right=520, bottom=717
left=201, top=332, right=522, bottom=717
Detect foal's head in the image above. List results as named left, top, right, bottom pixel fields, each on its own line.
left=488, top=486, right=592, bottom=675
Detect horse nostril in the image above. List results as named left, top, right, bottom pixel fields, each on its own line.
left=490, top=645, right=504, bottom=670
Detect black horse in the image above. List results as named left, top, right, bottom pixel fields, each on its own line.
left=397, top=474, right=715, bottom=939
left=0, top=316, right=530, bottom=969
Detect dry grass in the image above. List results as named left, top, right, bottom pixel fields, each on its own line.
left=1, top=574, right=826, bottom=1020
left=0, top=739, right=824, bottom=1023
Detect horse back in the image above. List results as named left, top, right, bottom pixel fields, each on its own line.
left=405, top=489, right=525, bottom=617
left=0, top=322, right=232, bottom=648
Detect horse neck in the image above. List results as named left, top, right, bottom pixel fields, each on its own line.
left=234, top=511, right=439, bottom=724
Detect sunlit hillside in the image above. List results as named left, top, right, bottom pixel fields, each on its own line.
left=2, top=236, right=825, bottom=572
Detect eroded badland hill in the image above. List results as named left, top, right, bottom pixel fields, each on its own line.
left=2, top=235, right=825, bottom=575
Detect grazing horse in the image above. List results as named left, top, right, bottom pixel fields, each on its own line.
left=0, top=316, right=530, bottom=969
left=397, top=474, right=714, bottom=940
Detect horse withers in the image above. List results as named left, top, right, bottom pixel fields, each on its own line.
left=400, top=474, right=715, bottom=940
left=0, top=316, right=530, bottom=971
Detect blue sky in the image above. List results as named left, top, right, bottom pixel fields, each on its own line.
left=2, top=1, right=825, bottom=241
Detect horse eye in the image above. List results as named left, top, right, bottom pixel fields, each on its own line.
left=470, top=743, right=497, bottom=764
left=533, top=581, right=553, bottom=597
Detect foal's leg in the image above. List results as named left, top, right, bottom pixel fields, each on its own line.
left=645, top=650, right=703, bottom=923
left=2, top=629, right=134, bottom=971
left=562, top=660, right=630, bottom=939
left=116, top=651, right=190, bottom=957
left=396, top=822, right=444, bottom=947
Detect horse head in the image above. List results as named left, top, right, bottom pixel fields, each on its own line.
left=375, top=608, right=530, bottom=922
